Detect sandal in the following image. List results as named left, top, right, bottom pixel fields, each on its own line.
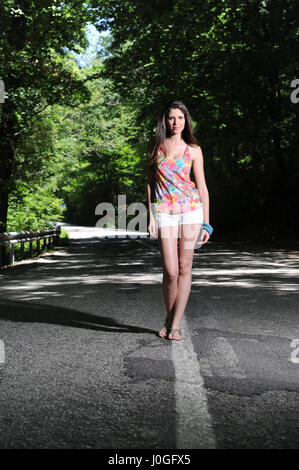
left=158, top=316, right=171, bottom=338
left=168, top=328, right=182, bottom=341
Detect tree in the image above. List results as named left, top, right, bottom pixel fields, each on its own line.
left=94, top=0, right=299, bottom=233
left=0, top=0, right=99, bottom=232
left=51, top=61, right=143, bottom=226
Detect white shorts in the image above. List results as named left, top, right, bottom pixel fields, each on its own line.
left=156, top=207, right=203, bottom=228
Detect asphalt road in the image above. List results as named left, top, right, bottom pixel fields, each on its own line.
left=0, top=224, right=299, bottom=449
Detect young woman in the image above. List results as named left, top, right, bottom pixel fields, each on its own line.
left=146, top=100, right=213, bottom=341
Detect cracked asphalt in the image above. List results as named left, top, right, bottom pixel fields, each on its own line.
left=0, top=224, right=299, bottom=449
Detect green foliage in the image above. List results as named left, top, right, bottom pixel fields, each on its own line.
left=57, top=227, right=69, bottom=247
left=60, top=228, right=69, bottom=240
left=2, top=1, right=298, bottom=236
left=51, top=65, right=144, bottom=225
left=7, top=182, right=66, bottom=232
left=94, top=0, right=299, bottom=233
left=0, top=1, right=97, bottom=130
left=0, top=1, right=102, bottom=232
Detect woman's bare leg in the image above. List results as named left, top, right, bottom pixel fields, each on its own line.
left=168, top=223, right=201, bottom=340
left=157, top=225, right=179, bottom=336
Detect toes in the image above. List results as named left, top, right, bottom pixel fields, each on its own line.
left=158, top=327, right=167, bottom=338
left=168, top=330, right=182, bottom=341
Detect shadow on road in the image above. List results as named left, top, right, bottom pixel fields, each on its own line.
left=0, top=299, right=156, bottom=335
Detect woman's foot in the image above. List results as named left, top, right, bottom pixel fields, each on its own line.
left=158, top=317, right=170, bottom=338
left=168, top=328, right=182, bottom=341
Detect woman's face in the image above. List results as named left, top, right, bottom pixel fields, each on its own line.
left=167, top=108, right=185, bottom=135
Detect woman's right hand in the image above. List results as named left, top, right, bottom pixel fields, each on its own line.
left=148, top=216, right=157, bottom=238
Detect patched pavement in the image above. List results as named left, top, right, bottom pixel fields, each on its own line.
left=0, top=225, right=299, bottom=448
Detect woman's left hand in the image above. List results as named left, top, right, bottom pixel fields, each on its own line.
left=201, top=229, right=210, bottom=245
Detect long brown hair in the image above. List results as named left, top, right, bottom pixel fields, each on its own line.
left=147, top=100, right=200, bottom=168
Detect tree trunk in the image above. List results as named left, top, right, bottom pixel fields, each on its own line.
left=0, top=115, right=15, bottom=233
left=0, top=150, right=14, bottom=233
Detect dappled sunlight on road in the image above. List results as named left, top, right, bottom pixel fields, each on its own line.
left=0, top=225, right=299, bottom=304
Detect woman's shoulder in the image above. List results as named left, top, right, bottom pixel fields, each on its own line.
left=188, top=143, right=202, bottom=161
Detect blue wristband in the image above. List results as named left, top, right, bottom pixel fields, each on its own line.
left=202, top=222, right=213, bottom=236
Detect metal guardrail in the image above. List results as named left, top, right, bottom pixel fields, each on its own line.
left=0, top=226, right=61, bottom=268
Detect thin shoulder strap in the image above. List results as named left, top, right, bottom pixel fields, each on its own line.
left=184, top=143, right=190, bottom=158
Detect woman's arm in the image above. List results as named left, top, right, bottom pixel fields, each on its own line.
left=191, top=145, right=210, bottom=224
left=146, top=163, right=155, bottom=219
left=146, top=162, right=157, bottom=237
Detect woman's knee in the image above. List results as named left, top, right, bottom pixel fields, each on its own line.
left=179, top=259, right=192, bottom=276
left=164, top=268, right=178, bottom=282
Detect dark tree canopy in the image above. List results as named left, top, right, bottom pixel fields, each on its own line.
left=1, top=0, right=298, bottom=239
left=95, top=0, right=299, bottom=233
left=0, top=0, right=98, bottom=231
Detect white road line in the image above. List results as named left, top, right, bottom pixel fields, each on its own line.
left=172, top=316, right=216, bottom=449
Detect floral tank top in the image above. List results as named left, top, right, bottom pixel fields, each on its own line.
left=154, top=142, right=202, bottom=214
